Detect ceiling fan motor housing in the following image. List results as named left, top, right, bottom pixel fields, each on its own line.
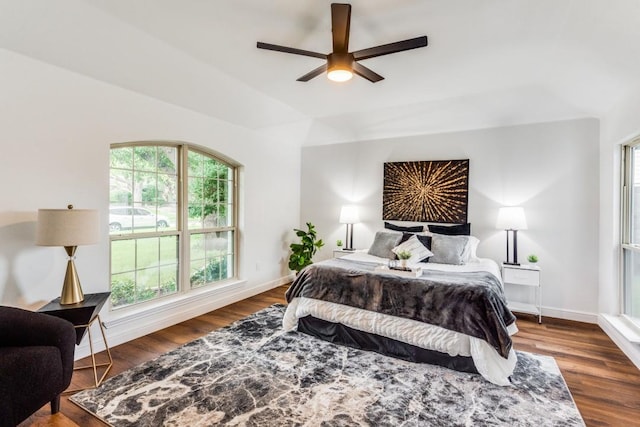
left=328, top=52, right=354, bottom=72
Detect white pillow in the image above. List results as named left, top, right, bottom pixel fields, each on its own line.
left=392, top=234, right=434, bottom=264
left=463, top=235, right=480, bottom=262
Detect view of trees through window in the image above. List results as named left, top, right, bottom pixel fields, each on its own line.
left=187, top=150, right=235, bottom=289
left=109, top=143, right=236, bottom=308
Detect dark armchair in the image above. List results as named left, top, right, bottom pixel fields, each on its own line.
left=0, top=306, right=76, bottom=427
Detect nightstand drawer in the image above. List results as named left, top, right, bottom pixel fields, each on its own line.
left=503, top=268, right=539, bottom=286
left=333, top=249, right=356, bottom=258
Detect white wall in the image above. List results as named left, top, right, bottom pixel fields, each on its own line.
left=0, top=49, right=299, bottom=354
left=301, top=118, right=600, bottom=321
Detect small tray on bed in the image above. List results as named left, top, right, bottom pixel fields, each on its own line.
left=374, top=265, right=423, bottom=278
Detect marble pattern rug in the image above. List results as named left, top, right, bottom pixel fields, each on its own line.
left=71, top=304, right=585, bottom=426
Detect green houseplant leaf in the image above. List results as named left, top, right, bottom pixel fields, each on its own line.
left=288, top=222, right=325, bottom=273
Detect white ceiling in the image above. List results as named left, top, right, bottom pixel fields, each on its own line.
left=1, top=0, right=639, bottom=145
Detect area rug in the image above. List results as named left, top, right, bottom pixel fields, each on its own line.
left=70, top=304, right=585, bottom=426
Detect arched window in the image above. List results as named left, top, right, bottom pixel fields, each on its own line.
left=109, top=143, right=237, bottom=308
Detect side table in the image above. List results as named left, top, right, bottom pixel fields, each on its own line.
left=501, top=264, right=542, bottom=324
left=38, top=292, right=113, bottom=392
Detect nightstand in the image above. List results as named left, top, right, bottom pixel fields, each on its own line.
left=38, top=292, right=113, bottom=391
left=501, top=264, right=542, bottom=324
left=333, top=249, right=356, bottom=258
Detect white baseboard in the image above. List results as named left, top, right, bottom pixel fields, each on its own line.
left=540, top=306, right=598, bottom=324
left=74, top=274, right=293, bottom=360
left=599, top=314, right=640, bottom=370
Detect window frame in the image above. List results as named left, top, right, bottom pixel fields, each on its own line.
left=109, top=141, right=239, bottom=310
left=620, top=140, right=640, bottom=328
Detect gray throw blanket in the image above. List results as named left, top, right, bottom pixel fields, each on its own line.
left=286, top=259, right=516, bottom=359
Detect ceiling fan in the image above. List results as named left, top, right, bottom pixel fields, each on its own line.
left=256, top=3, right=428, bottom=83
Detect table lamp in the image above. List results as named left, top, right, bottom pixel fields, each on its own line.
left=339, top=205, right=360, bottom=251
left=496, top=206, right=527, bottom=266
left=37, top=205, right=100, bottom=305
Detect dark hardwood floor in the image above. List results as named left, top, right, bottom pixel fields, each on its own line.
left=22, top=285, right=640, bottom=427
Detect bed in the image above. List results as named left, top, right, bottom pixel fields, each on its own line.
left=283, top=231, right=518, bottom=386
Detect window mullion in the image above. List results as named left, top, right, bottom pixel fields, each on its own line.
left=233, top=167, right=239, bottom=279
left=180, top=145, right=191, bottom=292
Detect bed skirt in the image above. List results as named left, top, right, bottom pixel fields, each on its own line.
left=297, top=315, right=479, bottom=374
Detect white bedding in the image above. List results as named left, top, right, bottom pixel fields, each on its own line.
left=283, top=254, right=518, bottom=386
left=343, top=251, right=504, bottom=284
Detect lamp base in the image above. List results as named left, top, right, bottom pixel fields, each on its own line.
left=344, top=223, right=354, bottom=252
left=503, top=261, right=520, bottom=266
left=61, top=246, right=85, bottom=305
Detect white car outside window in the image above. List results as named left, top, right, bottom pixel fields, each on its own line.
left=109, top=207, right=169, bottom=231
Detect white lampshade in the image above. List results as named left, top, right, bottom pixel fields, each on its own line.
left=339, top=205, right=360, bottom=224
left=37, top=207, right=100, bottom=246
left=496, top=206, right=528, bottom=230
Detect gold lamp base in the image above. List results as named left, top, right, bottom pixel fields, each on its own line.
left=61, top=246, right=85, bottom=305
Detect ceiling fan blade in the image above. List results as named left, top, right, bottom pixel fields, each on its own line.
left=352, top=36, right=428, bottom=61
left=331, top=3, right=351, bottom=53
left=297, top=63, right=328, bottom=82
left=352, top=62, right=384, bottom=83
left=257, top=41, right=326, bottom=59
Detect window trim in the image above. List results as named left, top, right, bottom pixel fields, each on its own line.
left=109, top=141, right=240, bottom=311
left=620, top=139, right=640, bottom=329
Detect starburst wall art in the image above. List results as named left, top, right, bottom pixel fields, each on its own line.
left=383, top=160, right=469, bottom=223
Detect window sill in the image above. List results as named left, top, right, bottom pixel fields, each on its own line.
left=601, top=314, right=640, bottom=343
left=103, top=278, right=247, bottom=329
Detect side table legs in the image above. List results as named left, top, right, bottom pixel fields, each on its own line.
left=65, top=314, right=113, bottom=393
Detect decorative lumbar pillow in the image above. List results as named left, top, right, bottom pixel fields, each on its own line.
left=428, top=223, right=471, bottom=236
left=399, top=232, right=432, bottom=250
left=392, top=234, right=434, bottom=264
left=368, top=231, right=403, bottom=259
left=384, top=221, right=424, bottom=233
left=429, top=234, right=470, bottom=265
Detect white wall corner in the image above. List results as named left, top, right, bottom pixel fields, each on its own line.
left=74, top=275, right=293, bottom=360
left=598, top=314, right=640, bottom=370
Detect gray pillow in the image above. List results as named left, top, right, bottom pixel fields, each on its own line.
left=429, top=234, right=469, bottom=265
left=368, top=231, right=402, bottom=259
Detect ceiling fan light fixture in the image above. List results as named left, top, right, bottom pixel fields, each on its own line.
left=327, top=52, right=354, bottom=82
left=327, top=68, right=353, bottom=82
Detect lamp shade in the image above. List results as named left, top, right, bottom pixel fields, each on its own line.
left=37, top=207, right=100, bottom=247
left=496, top=206, right=527, bottom=230
left=339, top=205, right=360, bottom=224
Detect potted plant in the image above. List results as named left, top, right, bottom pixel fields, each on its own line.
left=527, top=254, right=539, bottom=265
left=397, top=250, right=412, bottom=268
left=336, top=239, right=343, bottom=249
left=288, top=222, right=325, bottom=273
